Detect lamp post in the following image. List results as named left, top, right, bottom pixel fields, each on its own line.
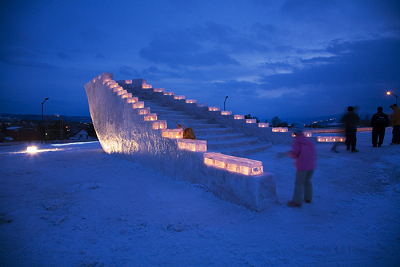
left=387, top=91, right=398, bottom=105
left=224, top=96, right=228, bottom=111
left=41, top=98, right=49, bottom=122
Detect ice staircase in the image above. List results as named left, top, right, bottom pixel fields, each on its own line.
left=137, top=99, right=272, bottom=157
left=84, top=73, right=283, bottom=211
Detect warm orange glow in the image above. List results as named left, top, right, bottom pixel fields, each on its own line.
left=154, top=88, right=165, bottom=93
left=177, top=139, right=207, bottom=152
left=132, top=102, right=145, bottom=109
left=317, top=136, right=345, bottom=142
left=126, top=97, right=138, bottom=103
left=272, top=127, right=288, bottom=132
left=203, top=152, right=263, bottom=176
left=208, top=106, right=220, bottom=111
left=258, top=123, right=269, bottom=127
left=138, top=107, right=150, bottom=115
left=221, top=111, right=232, bottom=115
left=117, top=90, right=127, bottom=96
left=144, top=113, right=157, bottom=121
left=162, top=129, right=183, bottom=139
left=152, top=120, right=167, bottom=130
left=174, top=95, right=185, bottom=100
left=246, top=119, right=256, bottom=123
left=121, top=93, right=132, bottom=99
left=387, top=91, right=391, bottom=95
left=164, top=92, right=175, bottom=96
left=234, top=115, right=244, bottom=120
left=125, top=80, right=132, bottom=84
left=186, top=99, right=196, bottom=104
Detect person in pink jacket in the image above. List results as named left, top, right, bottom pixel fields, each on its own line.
left=286, top=126, right=316, bottom=207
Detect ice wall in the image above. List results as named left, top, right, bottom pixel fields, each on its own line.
left=85, top=73, right=277, bottom=211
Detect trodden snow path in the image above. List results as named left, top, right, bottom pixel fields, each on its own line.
left=0, top=130, right=399, bottom=266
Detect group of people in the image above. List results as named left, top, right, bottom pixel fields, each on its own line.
left=286, top=103, right=399, bottom=208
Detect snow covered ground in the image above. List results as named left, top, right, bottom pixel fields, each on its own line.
left=0, top=130, right=399, bottom=266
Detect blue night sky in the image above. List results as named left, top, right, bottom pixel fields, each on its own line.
left=1, top=0, right=399, bottom=123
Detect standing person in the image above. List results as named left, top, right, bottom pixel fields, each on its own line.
left=390, top=104, right=400, bottom=145
left=371, top=107, right=389, bottom=147
left=287, top=126, right=316, bottom=208
left=341, top=106, right=361, bottom=152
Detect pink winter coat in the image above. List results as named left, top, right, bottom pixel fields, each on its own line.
left=288, top=133, right=316, bottom=171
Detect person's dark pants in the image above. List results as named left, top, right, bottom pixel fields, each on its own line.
left=393, top=125, right=400, bottom=144
left=345, top=131, right=357, bottom=150
left=372, top=126, right=386, bottom=146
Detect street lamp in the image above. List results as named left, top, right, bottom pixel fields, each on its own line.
left=224, top=96, right=228, bottom=111
left=387, top=91, right=398, bottom=105
left=41, top=98, right=49, bottom=123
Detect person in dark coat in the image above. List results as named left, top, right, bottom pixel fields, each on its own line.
left=341, top=106, right=361, bottom=152
left=371, top=107, right=389, bottom=147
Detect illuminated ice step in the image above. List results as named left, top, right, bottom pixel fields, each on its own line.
left=142, top=81, right=152, bottom=89
left=258, top=123, right=269, bottom=127
left=246, top=119, right=257, bottom=123
left=163, top=92, right=174, bottom=96
left=221, top=111, right=232, bottom=115
left=292, top=132, right=312, bottom=137
left=137, top=107, right=150, bottom=115
left=272, top=127, right=288, bottom=132
left=203, top=152, right=263, bottom=176
left=162, top=129, right=183, bottom=139
left=174, top=95, right=185, bottom=100
left=177, top=139, right=207, bottom=152
left=121, top=93, right=132, bottom=99
left=209, top=106, right=220, bottom=111
left=317, top=136, right=345, bottom=142
left=186, top=99, right=196, bottom=104
left=234, top=115, right=244, bottom=119
left=132, top=101, right=145, bottom=109
left=153, top=88, right=165, bottom=93
left=113, top=86, right=123, bottom=92
left=116, top=90, right=127, bottom=96
left=152, top=120, right=167, bottom=130
left=126, top=97, right=139, bottom=103
left=143, top=113, right=157, bottom=121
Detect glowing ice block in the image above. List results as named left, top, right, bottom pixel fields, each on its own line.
left=152, top=120, right=167, bottom=130
left=143, top=113, right=157, bottom=121
left=162, top=129, right=183, bottom=139
left=258, top=123, right=269, bottom=127
left=246, top=119, right=256, bottom=123
left=208, top=106, right=220, bottom=111
left=272, top=127, right=288, bottom=132
left=177, top=139, right=207, bottom=152
left=186, top=99, right=197, bottom=104
left=154, top=88, right=165, bottom=93
left=126, top=97, right=139, bottom=103
left=234, top=115, right=244, bottom=120
left=132, top=102, right=145, bottom=109
left=174, top=95, right=185, bottom=100
left=203, top=153, right=263, bottom=176
left=125, top=80, right=132, bottom=84
left=164, top=92, right=174, bottom=96
left=221, top=111, right=232, bottom=115
left=317, top=136, right=345, bottom=142
left=121, top=93, right=132, bottom=99
left=138, top=107, right=150, bottom=115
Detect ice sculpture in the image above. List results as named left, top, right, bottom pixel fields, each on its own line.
left=85, top=73, right=277, bottom=211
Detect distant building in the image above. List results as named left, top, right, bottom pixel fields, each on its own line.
left=69, top=129, right=96, bottom=141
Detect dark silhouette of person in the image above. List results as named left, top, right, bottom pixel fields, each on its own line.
left=371, top=107, right=389, bottom=147
left=341, top=106, right=361, bottom=152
